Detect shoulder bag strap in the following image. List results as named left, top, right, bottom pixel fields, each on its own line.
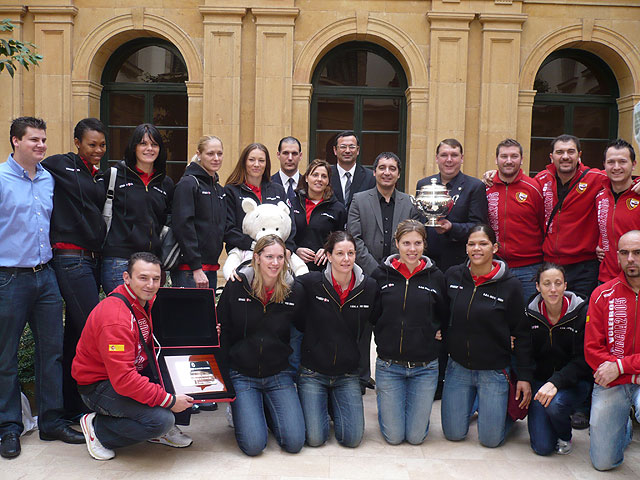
left=102, top=166, right=118, bottom=236
left=109, top=292, right=160, bottom=382
left=544, top=168, right=590, bottom=237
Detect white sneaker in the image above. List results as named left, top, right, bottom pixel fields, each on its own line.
left=80, top=413, right=115, bottom=461
left=555, top=439, right=572, bottom=455
left=148, top=425, right=192, bottom=448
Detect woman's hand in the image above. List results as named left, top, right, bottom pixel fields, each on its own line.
left=192, top=268, right=209, bottom=288
left=595, top=246, right=605, bottom=262
left=434, top=330, right=442, bottom=341
left=296, top=247, right=316, bottom=263
left=515, top=380, right=532, bottom=409
left=533, top=381, right=557, bottom=408
left=314, top=248, right=328, bottom=266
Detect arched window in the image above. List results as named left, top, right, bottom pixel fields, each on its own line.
left=101, top=38, right=188, bottom=182
left=310, top=42, right=408, bottom=187
left=530, top=49, right=619, bottom=174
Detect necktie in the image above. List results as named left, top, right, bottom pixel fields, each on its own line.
left=344, top=171, right=352, bottom=203
left=287, top=177, right=296, bottom=204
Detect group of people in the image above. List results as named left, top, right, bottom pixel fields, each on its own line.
left=0, top=117, right=638, bottom=472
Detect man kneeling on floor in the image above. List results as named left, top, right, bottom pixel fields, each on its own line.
left=72, top=252, right=193, bottom=460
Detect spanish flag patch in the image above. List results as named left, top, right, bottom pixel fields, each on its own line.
left=586, top=315, right=589, bottom=323
left=108, top=344, right=125, bottom=352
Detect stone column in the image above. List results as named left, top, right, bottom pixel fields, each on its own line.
left=618, top=94, right=640, bottom=154
left=406, top=86, right=429, bottom=189
left=251, top=7, right=299, bottom=153
left=30, top=6, right=78, bottom=155
left=0, top=6, right=26, bottom=158
left=292, top=83, right=312, bottom=171
left=476, top=13, right=527, bottom=175
left=426, top=12, right=474, bottom=174
left=517, top=89, right=536, bottom=174
left=199, top=6, right=246, bottom=173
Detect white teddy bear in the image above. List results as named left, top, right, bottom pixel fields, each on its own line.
left=222, top=198, right=309, bottom=280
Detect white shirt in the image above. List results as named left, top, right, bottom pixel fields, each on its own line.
left=278, top=170, right=300, bottom=190
left=336, top=163, right=356, bottom=198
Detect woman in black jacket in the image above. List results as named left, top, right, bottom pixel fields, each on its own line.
left=100, top=123, right=174, bottom=295
left=218, top=235, right=305, bottom=456
left=441, top=224, right=533, bottom=448
left=291, top=159, right=347, bottom=272
left=296, top=231, right=377, bottom=448
left=526, top=263, right=591, bottom=456
left=171, top=135, right=225, bottom=290
left=371, top=220, right=448, bottom=445
left=224, top=143, right=295, bottom=253
left=42, top=117, right=107, bottom=419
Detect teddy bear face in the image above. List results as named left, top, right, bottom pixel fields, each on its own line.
left=241, top=198, right=292, bottom=241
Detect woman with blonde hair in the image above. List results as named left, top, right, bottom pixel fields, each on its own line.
left=172, top=135, right=225, bottom=290
left=218, top=234, right=305, bottom=456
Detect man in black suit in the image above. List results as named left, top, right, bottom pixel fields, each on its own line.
left=416, top=138, right=488, bottom=273
left=271, top=136, right=302, bottom=206
left=330, top=131, right=376, bottom=210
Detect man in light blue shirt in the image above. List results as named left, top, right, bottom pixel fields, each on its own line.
left=0, top=117, right=84, bottom=460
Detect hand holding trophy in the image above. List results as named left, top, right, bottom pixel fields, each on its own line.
left=411, top=178, right=454, bottom=227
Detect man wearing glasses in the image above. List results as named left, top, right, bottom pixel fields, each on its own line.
left=330, top=131, right=375, bottom=210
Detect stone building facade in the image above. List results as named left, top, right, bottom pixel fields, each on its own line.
left=1, top=0, right=639, bottom=189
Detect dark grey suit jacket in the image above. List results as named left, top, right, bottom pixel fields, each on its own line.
left=347, top=187, right=422, bottom=275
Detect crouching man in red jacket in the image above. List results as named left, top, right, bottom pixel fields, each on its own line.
left=584, top=230, right=640, bottom=471
left=72, top=252, right=193, bottom=460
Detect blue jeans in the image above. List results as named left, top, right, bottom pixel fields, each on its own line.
left=79, top=380, right=174, bottom=450
left=288, top=326, right=303, bottom=374
left=510, top=263, right=541, bottom=303
left=589, top=383, right=640, bottom=471
left=170, top=269, right=218, bottom=290
left=527, top=379, right=591, bottom=455
left=441, top=358, right=510, bottom=448
left=375, top=357, right=439, bottom=445
left=0, top=265, right=65, bottom=435
left=297, top=367, right=364, bottom=448
left=230, top=369, right=305, bottom=456
left=51, top=254, right=101, bottom=417
left=101, top=256, right=129, bottom=295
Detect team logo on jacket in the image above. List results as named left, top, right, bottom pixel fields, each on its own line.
left=315, top=296, right=330, bottom=303
left=575, top=182, right=588, bottom=194
left=516, top=192, right=528, bottom=203
left=108, top=344, right=124, bottom=352
left=627, top=198, right=639, bottom=210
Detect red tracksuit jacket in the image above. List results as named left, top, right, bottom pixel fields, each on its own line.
left=584, top=272, right=640, bottom=386
left=535, top=163, right=606, bottom=264
left=486, top=169, right=544, bottom=267
left=72, top=284, right=174, bottom=408
left=595, top=179, right=640, bottom=282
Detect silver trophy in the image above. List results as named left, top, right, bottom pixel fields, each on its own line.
left=411, top=178, right=454, bottom=227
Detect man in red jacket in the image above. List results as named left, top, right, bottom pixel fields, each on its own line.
left=72, top=252, right=193, bottom=460
left=584, top=230, right=640, bottom=471
left=535, top=134, right=607, bottom=299
left=595, top=139, right=639, bottom=283
left=486, top=138, right=544, bottom=300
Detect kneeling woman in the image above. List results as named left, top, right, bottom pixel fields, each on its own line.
left=218, top=235, right=305, bottom=456
left=371, top=220, right=448, bottom=445
left=526, top=263, right=591, bottom=456
left=442, top=224, right=533, bottom=448
left=296, top=231, right=377, bottom=448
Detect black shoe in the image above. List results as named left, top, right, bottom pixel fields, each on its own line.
left=198, top=402, right=218, bottom=412
left=434, top=382, right=444, bottom=401
left=39, top=425, right=85, bottom=444
left=365, top=378, right=376, bottom=390
left=1, top=432, right=21, bottom=459
left=570, top=412, right=589, bottom=430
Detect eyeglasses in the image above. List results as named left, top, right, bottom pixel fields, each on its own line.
left=338, top=144, right=358, bottom=151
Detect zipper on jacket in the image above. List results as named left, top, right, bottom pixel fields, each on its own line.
left=465, top=285, right=478, bottom=365
left=503, top=184, right=508, bottom=256
left=399, top=278, right=410, bottom=354
left=322, top=283, right=364, bottom=312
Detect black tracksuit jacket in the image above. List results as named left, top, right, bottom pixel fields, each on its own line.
left=223, top=181, right=296, bottom=252
left=41, top=152, right=106, bottom=252
left=526, top=292, right=592, bottom=389
left=445, top=261, right=534, bottom=381
left=371, top=255, right=448, bottom=363
left=172, top=162, right=226, bottom=270
left=290, top=191, right=347, bottom=271
left=102, top=160, right=174, bottom=259
left=295, top=264, right=378, bottom=376
left=218, top=265, right=303, bottom=378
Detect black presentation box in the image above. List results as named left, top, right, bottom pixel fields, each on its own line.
left=151, top=287, right=235, bottom=403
